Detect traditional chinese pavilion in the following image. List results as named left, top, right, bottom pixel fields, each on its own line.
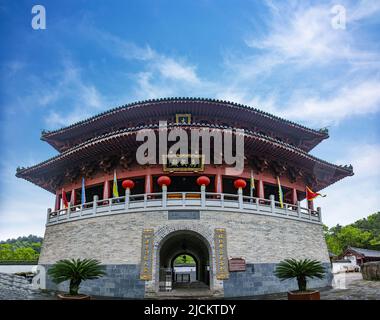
left=16, top=97, right=353, bottom=298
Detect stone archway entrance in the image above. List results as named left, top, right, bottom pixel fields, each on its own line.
left=158, top=230, right=211, bottom=292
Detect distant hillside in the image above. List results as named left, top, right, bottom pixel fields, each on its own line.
left=0, top=234, right=43, bottom=262
left=324, top=212, right=380, bottom=255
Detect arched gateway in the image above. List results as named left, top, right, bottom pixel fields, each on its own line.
left=16, top=97, right=353, bottom=298
left=158, top=230, right=211, bottom=292
left=146, top=224, right=221, bottom=297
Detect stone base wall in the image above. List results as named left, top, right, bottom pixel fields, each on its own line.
left=39, top=210, right=329, bottom=264
left=223, top=263, right=333, bottom=297
left=41, top=262, right=333, bottom=298
left=39, top=209, right=331, bottom=298
left=43, top=264, right=145, bottom=298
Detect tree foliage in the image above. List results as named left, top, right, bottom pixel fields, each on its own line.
left=0, top=234, right=42, bottom=261
left=173, top=254, right=195, bottom=265
left=324, top=212, right=380, bottom=255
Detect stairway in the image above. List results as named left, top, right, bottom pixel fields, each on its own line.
left=156, top=281, right=216, bottom=299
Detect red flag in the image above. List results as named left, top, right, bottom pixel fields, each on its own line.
left=62, top=188, right=69, bottom=208
left=306, top=186, right=326, bottom=201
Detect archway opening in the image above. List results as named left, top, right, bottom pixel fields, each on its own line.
left=159, top=230, right=210, bottom=291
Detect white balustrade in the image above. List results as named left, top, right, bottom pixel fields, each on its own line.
left=46, top=191, right=322, bottom=225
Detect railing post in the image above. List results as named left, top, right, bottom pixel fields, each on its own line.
left=162, top=185, right=167, bottom=208
left=143, top=193, right=147, bottom=208
left=125, top=188, right=130, bottom=210
left=201, top=185, right=206, bottom=208
left=270, top=195, right=275, bottom=213
left=46, top=208, right=51, bottom=224
left=238, top=188, right=243, bottom=209
left=297, top=201, right=301, bottom=218
left=93, top=195, right=98, bottom=214
left=182, top=192, right=186, bottom=207
left=221, top=193, right=224, bottom=208
left=317, top=207, right=322, bottom=222
left=67, top=203, right=71, bottom=220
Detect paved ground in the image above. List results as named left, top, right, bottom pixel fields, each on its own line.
left=0, top=272, right=378, bottom=300
left=322, top=272, right=380, bottom=300
left=241, top=272, right=380, bottom=300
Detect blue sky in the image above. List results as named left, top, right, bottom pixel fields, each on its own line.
left=0, top=0, right=379, bottom=240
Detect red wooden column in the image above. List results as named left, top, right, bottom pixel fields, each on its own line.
left=54, top=191, right=60, bottom=211
left=257, top=179, right=265, bottom=199
left=215, top=173, right=223, bottom=194
left=291, top=188, right=298, bottom=205
left=70, top=188, right=77, bottom=206
left=145, top=174, right=153, bottom=194
left=103, top=179, right=110, bottom=200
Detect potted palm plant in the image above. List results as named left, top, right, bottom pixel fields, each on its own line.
left=274, top=258, right=325, bottom=300
left=48, top=258, right=106, bottom=300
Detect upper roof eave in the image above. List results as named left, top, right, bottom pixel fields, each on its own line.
left=18, top=124, right=353, bottom=193
left=40, top=97, right=329, bottom=150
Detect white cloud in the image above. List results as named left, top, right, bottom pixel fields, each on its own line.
left=217, top=1, right=380, bottom=125
left=279, top=80, right=380, bottom=125
left=43, top=62, right=107, bottom=128
left=88, top=29, right=155, bottom=61
left=0, top=160, right=53, bottom=240
left=349, top=0, right=380, bottom=21
left=314, top=144, right=380, bottom=227
left=155, top=57, right=199, bottom=84
left=335, top=144, right=380, bottom=178
left=245, top=1, right=379, bottom=67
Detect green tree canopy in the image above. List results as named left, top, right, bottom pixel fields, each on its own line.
left=0, top=234, right=42, bottom=262
left=325, top=212, right=380, bottom=255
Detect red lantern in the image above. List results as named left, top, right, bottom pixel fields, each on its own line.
left=234, top=179, right=247, bottom=189
left=197, top=176, right=210, bottom=187
left=122, top=179, right=135, bottom=189
left=157, top=176, right=171, bottom=187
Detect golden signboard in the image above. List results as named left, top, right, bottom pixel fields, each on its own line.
left=214, top=228, right=229, bottom=280
left=175, top=113, right=191, bottom=124
left=163, top=154, right=204, bottom=172
left=140, top=228, right=154, bottom=281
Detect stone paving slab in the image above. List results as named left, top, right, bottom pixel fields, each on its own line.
left=231, top=272, right=380, bottom=300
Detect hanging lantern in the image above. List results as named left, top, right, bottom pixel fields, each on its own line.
left=157, top=176, right=171, bottom=187
left=122, top=179, right=135, bottom=190
left=196, top=176, right=210, bottom=187
left=234, top=179, right=247, bottom=189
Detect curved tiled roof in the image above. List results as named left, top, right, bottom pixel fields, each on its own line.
left=41, top=97, right=328, bottom=152
left=346, top=247, right=380, bottom=258
left=17, top=123, right=353, bottom=193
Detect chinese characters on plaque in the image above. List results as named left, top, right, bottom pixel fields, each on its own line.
left=140, top=228, right=154, bottom=280
left=214, top=228, right=229, bottom=280
left=163, top=154, right=204, bottom=172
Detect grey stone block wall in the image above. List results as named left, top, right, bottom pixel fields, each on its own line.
left=43, top=264, right=145, bottom=298
left=39, top=209, right=331, bottom=298
left=223, top=262, right=333, bottom=298
left=39, top=210, right=330, bottom=265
